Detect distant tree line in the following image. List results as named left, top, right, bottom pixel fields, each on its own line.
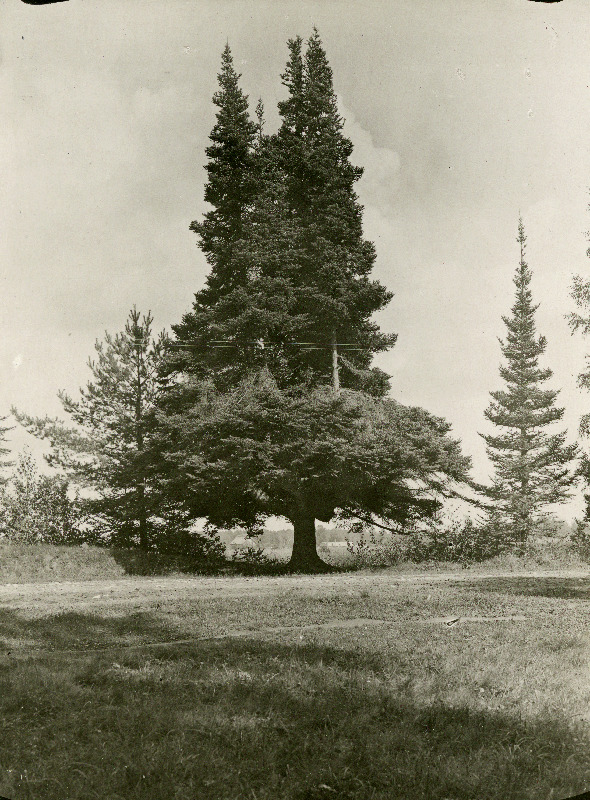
left=2, top=32, right=590, bottom=569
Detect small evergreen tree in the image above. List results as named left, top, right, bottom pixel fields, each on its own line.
left=481, top=219, right=577, bottom=541
left=14, top=309, right=169, bottom=549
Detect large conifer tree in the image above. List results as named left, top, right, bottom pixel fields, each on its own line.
left=271, top=29, right=396, bottom=393
left=158, top=33, right=472, bottom=571
left=170, top=33, right=395, bottom=395
left=481, top=220, right=577, bottom=540
left=189, top=43, right=258, bottom=304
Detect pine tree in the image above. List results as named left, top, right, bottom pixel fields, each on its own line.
left=481, top=220, right=577, bottom=541
left=14, top=309, right=167, bottom=549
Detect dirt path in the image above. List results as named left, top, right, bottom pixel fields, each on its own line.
left=1, top=567, right=589, bottom=614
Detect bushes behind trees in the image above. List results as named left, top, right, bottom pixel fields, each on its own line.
left=345, top=517, right=514, bottom=569
left=0, top=450, right=226, bottom=572
left=405, top=517, right=509, bottom=565
left=0, top=449, right=82, bottom=545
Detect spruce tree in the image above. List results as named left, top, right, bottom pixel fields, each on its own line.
left=272, top=29, right=396, bottom=393
left=169, top=32, right=394, bottom=396
left=157, top=31, right=473, bottom=571
left=170, top=45, right=259, bottom=386
left=481, top=220, right=577, bottom=541
left=189, top=43, right=258, bottom=304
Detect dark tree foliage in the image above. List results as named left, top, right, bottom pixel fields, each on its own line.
left=169, top=33, right=395, bottom=396
left=269, top=30, right=396, bottom=393
left=157, top=32, right=472, bottom=570
left=481, top=220, right=577, bottom=541
left=189, top=43, right=258, bottom=305
left=154, top=374, right=471, bottom=572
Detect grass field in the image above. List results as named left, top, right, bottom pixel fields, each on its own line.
left=1, top=569, right=590, bottom=800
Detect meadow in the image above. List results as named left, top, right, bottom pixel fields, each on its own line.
left=1, top=568, right=590, bottom=800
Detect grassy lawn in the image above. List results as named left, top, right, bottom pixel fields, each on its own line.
left=1, top=572, right=590, bottom=799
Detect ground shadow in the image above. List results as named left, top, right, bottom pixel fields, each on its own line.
left=0, top=607, right=183, bottom=652
left=458, top=576, right=590, bottom=600
left=0, top=608, right=385, bottom=672
left=0, top=607, right=589, bottom=799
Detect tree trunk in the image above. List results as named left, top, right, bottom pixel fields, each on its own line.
left=137, top=483, right=149, bottom=551
left=289, top=512, right=332, bottom=573
left=331, top=330, right=340, bottom=393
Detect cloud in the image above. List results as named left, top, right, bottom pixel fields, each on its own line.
left=339, top=96, right=401, bottom=212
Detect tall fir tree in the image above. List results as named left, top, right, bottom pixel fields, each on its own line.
left=156, top=32, right=474, bottom=571
left=169, top=44, right=260, bottom=387
left=271, top=29, right=396, bottom=393
left=189, top=43, right=258, bottom=304
left=481, top=219, right=577, bottom=541
left=169, top=32, right=395, bottom=396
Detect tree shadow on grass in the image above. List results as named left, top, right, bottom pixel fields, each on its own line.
left=97, top=638, right=590, bottom=800
left=461, top=576, right=590, bottom=601
left=0, top=607, right=183, bottom=652
left=0, top=606, right=589, bottom=799
left=0, top=608, right=387, bottom=675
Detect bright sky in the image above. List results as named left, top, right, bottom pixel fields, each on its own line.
left=2, top=0, right=590, bottom=518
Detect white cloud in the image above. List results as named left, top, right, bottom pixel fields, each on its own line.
left=338, top=96, right=401, bottom=213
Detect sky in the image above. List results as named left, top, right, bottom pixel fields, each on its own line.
left=2, top=0, right=590, bottom=518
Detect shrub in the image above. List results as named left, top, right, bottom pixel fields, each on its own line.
left=570, top=519, right=590, bottom=560
left=345, top=530, right=405, bottom=569
left=227, top=540, right=276, bottom=574
left=0, top=450, right=82, bottom=545
left=150, top=522, right=226, bottom=565
left=0, top=542, right=125, bottom=583
left=406, top=517, right=508, bottom=565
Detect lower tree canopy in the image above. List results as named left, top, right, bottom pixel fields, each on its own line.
left=153, top=371, right=472, bottom=569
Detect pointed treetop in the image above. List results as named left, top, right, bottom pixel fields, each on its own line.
left=279, top=35, right=305, bottom=133
left=303, top=28, right=340, bottom=123
left=481, top=217, right=577, bottom=539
